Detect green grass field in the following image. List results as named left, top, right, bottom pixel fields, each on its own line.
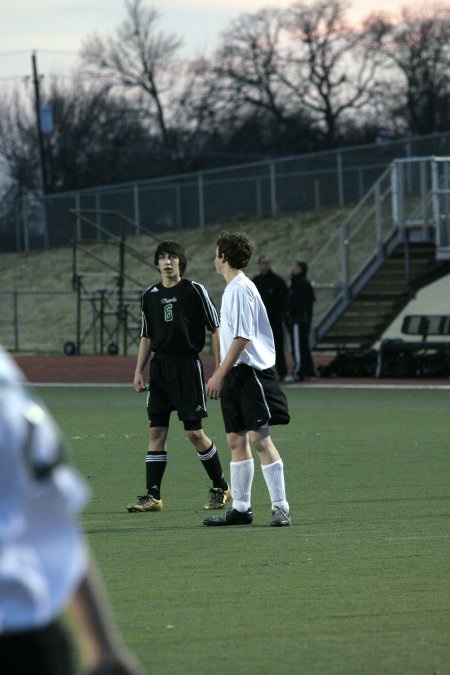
left=34, top=385, right=449, bottom=675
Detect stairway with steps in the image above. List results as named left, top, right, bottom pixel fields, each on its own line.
left=311, top=157, right=450, bottom=351
left=320, top=242, right=448, bottom=348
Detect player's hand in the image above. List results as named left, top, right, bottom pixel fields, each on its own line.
left=206, top=372, right=221, bottom=400
left=86, top=650, right=144, bottom=675
left=133, top=372, right=146, bottom=393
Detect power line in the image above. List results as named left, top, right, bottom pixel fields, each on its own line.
left=0, top=70, right=121, bottom=86
left=0, top=75, right=28, bottom=82
left=0, top=50, right=32, bottom=58
left=0, top=49, right=79, bottom=57
left=33, top=49, right=79, bottom=55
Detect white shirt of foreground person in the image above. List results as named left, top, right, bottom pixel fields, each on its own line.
left=0, top=349, right=89, bottom=633
left=219, top=271, right=275, bottom=369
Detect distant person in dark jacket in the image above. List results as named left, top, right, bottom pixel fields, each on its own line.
left=252, top=255, right=288, bottom=380
left=285, top=260, right=316, bottom=382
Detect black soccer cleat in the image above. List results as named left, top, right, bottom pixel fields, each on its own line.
left=203, top=506, right=253, bottom=526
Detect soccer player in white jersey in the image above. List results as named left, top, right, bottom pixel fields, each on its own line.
left=127, top=240, right=230, bottom=513
left=0, top=347, right=142, bottom=675
left=203, top=231, right=292, bottom=527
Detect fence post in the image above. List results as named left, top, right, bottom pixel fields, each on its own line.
left=15, top=199, right=23, bottom=253
left=76, top=275, right=81, bottom=354
left=419, top=160, right=429, bottom=235
left=443, top=160, right=450, bottom=249
left=397, top=162, right=405, bottom=237
left=391, top=161, right=399, bottom=229
left=269, top=162, right=277, bottom=216
left=337, top=152, right=344, bottom=207
left=75, top=193, right=81, bottom=240
left=357, top=168, right=364, bottom=202
left=13, top=290, right=19, bottom=352
left=133, top=184, right=141, bottom=234
left=41, top=197, right=49, bottom=249
left=405, top=141, right=413, bottom=191
left=374, top=181, right=383, bottom=258
left=23, top=196, right=30, bottom=252
left=431, top=158, right=441, bottom=248
left=341, top=222, right=350, bottom=300
left=198, top=173, right=205, bottom=227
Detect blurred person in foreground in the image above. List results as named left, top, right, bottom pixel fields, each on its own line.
left=203, top=231, right=292, bottom=528
left=285, top=260, right=316, bottom=382
left=0, top=347, right=143, bottom=675
left=252, top=255, right=288, bottom=381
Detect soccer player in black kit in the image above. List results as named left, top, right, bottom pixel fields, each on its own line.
left=127, top=240, right=230, bottom=513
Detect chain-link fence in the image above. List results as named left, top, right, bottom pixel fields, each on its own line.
left=3, top=131, right=450, bottom=253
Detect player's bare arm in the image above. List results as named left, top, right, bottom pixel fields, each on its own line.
left=68, top=560, right=143, bottom=675
left=206, top=336, right=249, bottom=399
left=133, top=337, right=152, bottom=393
left=210, top=328, right=221, bottom=371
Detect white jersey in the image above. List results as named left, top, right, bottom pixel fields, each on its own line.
left=220, top=272, right=276, bottom=370
left=0, top=348, right=89, bottom=633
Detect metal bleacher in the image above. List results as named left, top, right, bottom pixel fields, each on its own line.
left=69, top=209, right=158, bottom=355
left=310, top=156, right=450, bottom=351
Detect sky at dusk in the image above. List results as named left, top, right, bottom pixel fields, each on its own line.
left=0, top=0, right=429, bottom=88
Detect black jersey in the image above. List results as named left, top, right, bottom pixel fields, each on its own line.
left=140, top=278, right=219, bottom=356
left=252, top=270, right=288, bottom=324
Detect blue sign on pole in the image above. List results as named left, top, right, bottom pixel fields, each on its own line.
left=40, top=104, right=53, bottom=134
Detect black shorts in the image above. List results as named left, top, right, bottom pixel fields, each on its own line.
left=0, top=619, right=74, bottom=675
left=220, top=364, right=290, bottom=433
left=147, top=354, right=208, bottom=424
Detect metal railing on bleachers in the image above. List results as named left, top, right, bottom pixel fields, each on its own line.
left=310, top=156, right=450, bottom=347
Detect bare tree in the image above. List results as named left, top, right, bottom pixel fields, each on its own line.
left=81, top=0, right=185, bottom=166
left=45, top=79, right=162, bottom=190
left=0, top=90, right=37, bottom=198
left=213, top=8, right=289, bottom=126
left=0, top=76, right=168, bottom=203
left=365, top=5, right=450, bottom=135
left=209, top=6, right=324, bottom=154
left=282, top=0, right=382, bottom=144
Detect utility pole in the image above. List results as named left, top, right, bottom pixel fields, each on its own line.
left=31, top=51, right=47, bottom=194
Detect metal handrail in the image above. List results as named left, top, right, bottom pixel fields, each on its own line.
left=309, top=156, right=450, bottom=345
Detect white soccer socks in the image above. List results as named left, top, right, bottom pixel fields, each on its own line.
left=230, top=458, right=254, bottom=512
left=230, top=458, right=289, bottom=513
left=261, top=460, right=289, bottom=511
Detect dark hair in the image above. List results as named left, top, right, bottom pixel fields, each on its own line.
left=295, top=260, right=308, bottom=275
left=216, top=231, right=253, bottom=270
left=154, top=240, right=187, bottom=275
left=258, top=255, right=271, bottom=265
